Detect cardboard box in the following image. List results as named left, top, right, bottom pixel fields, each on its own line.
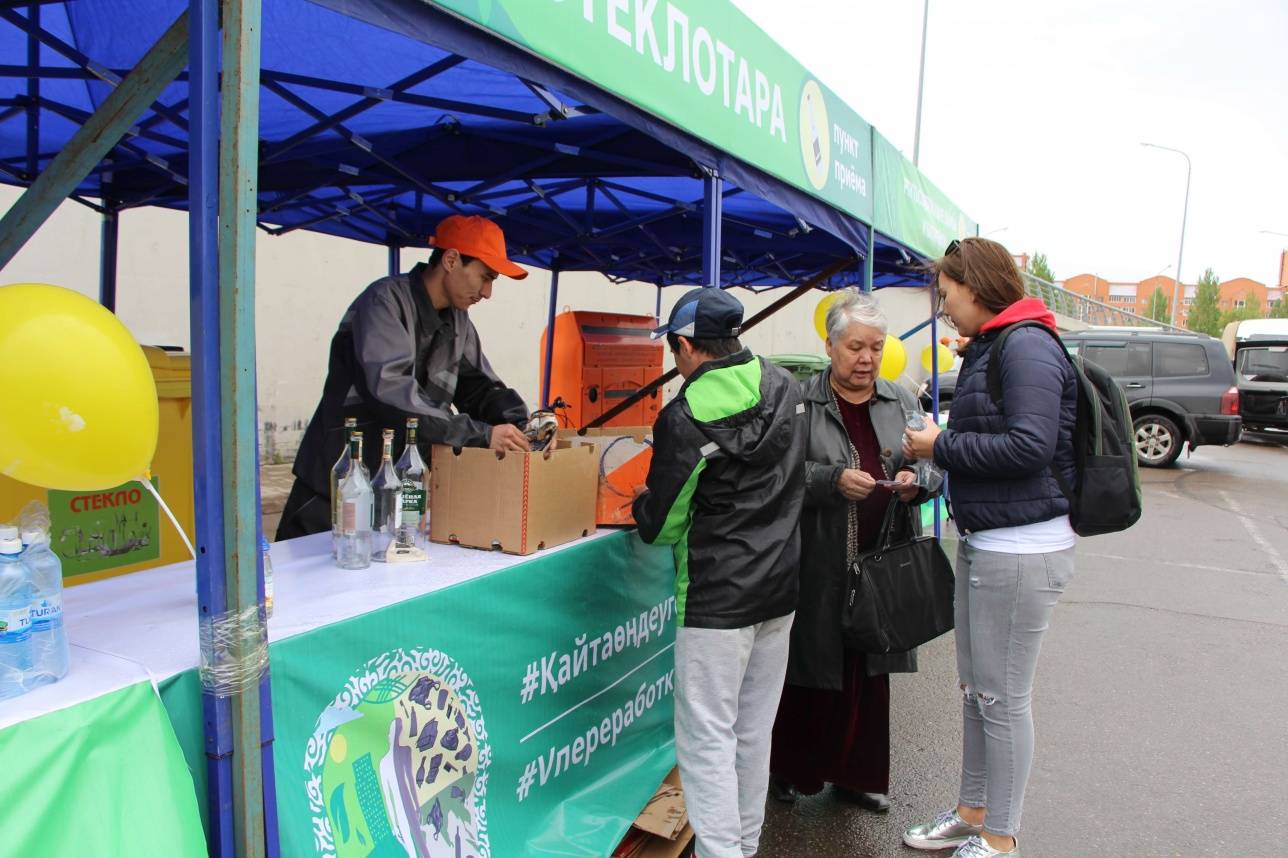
left=557, top=427, right=653, bottom=527
left=428, top=441, right=597, bottom=555
left=613, top=767, right=693, bottom=858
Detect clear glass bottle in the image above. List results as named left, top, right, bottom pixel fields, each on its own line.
left=370, top=429, right=402, bottom=561
left=336, top=434, right=373, bottom=570
left=394, top=417, right=429, bottom=549
left=330, top=417, right=358, bottom=557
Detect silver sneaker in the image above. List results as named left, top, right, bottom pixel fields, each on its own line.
left=952, top=835, right=1019, bottom=857
left=902, top=809, right=983, bottom=851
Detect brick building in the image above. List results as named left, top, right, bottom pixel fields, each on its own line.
left=1060, top=270, right=1283, bottom=326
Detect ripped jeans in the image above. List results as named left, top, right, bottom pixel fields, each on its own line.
left=955, top=542, right=1075, bottom=836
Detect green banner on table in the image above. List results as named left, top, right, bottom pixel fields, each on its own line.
left=428, top=0, right=875, bottom=223
left=46, top=477, right=161, bottom=579
left=0, top=680, right=207, bottom=858
left=872, top=130, right=977, bottom=259
left=267, top=531, right=677, bottom=857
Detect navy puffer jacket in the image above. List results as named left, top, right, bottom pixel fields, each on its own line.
left=933, top=303, right=1077, bottom=534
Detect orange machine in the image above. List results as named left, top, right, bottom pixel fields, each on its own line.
left=540, top=312, right=663, bottom=526
left=539, top=311, right=663, bottom=428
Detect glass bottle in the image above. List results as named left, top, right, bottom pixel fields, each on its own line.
left=370, top=429, right=402, bottom=561
left=336, top=434, right=373, bottom=570
left=394, top=417, right=429, bottom=549
left=330, top=417, right=358, bottom=557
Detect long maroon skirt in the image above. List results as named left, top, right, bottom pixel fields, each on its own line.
left=769, top=652, right=890, bottom=795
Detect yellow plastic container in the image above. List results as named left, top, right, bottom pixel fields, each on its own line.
left=0, top=347, right=195, bottom=585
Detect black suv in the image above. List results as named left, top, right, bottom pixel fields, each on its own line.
left=1061, top=330, right=1242, bottom=467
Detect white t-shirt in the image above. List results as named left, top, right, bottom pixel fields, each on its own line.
left=964, top=515, right=1076, bottom=554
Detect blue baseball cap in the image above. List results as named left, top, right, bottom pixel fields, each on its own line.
left=651, top=288, right=744, bottom=340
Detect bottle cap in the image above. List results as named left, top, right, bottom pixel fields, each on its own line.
left=0, top=525, right=21, bottom=555
left=260, top=535, right=271, bottom=553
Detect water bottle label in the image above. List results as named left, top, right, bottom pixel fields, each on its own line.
left=401, top=486, right=425, bottom=526
left=0, top=607, right=31, bottom=643
left=342, top=500, right=358, bottom=536
left=30, top=595, right=63, bottom=632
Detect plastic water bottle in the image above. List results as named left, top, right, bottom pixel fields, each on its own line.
left=259, top=535, right=275, bottom=619
left=21, top=528, right=69, bottom=684
left=0, top=525, right=33, bottom=700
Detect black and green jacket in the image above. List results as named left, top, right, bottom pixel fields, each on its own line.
left=633, top=349, right=807, bottom=629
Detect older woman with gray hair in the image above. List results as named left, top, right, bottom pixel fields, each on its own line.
left=769, top=289, right=941, bottom=811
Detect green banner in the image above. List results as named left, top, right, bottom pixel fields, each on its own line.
left=0, top=680, right=207, bottom=858
left=872, top=131, right=977, bottom=259
left=47, top=477, right=161, bottom=579
left=162, top=530, right=679, bottom=856
left=429, top=0, right=875, bottom=223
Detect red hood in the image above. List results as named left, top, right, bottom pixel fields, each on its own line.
left=979, top=297, right=1058, bottom=334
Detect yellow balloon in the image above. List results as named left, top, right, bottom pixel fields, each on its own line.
left=879, top=335, right=907, bottom=380
left=0, top=284, right=158, bottom=491
left=921, top=343, right=956, bottom=374
left=813, top=292, right=840, bottom=341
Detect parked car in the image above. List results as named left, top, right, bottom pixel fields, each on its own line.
left=1062, top=330, right=1242, bottom=467
left=1221, top=319, right=1288, bottom=433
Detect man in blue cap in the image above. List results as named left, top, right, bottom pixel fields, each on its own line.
left=633, top=287, right=807, bottom=858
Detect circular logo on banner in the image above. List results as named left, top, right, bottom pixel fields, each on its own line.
left=799, top=79, right=831, bottom=191
left=304, top=648, right=492, bottom=858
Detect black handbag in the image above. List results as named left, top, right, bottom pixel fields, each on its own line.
left=841, top=498, right=955, bottom=655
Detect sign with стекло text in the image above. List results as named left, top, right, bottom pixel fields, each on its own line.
left=47, top=477, right=161, bottom=579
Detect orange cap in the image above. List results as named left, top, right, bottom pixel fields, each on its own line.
left=428, top=215, right=528, bottom=279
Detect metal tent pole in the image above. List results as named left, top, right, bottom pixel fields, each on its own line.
left=702, top=173, right=722, bottom=288
left=218, top=0, right=270, bottom=854
left=863, top=223, right=875, bottom=292
left=541, top=266, right=560, bottom=409
left=187, top=1, right=235, bottom=855
left=99, top=205, right=119, bottom=311
left=930, top=286, right=942, bottom=540
left=388, top=244, right=401, bottom=276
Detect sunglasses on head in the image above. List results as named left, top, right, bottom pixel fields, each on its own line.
left=944, top=239, right=962, bottom=256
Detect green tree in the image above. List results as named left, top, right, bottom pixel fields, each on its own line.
left=1271, top=297, right=1288, bottom=319
left=1186, top=268, right=1222, bottom=336
left=1029, top=252, right=1055, bottom=283
left=1145, top=286, right=1170, bottom=322
left=1219, top=293, right=1263, bottom=328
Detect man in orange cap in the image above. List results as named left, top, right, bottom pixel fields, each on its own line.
left=278, top=215, right=532, bottom=541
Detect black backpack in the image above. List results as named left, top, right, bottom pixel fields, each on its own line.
left=986, top=321, right=1142, bottom=537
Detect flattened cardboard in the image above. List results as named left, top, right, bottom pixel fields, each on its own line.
left=429, top=440, right=597, bottom=555
left=558, top=427, right=654, bottom=526
left=614, top=766, right=693, bottom=858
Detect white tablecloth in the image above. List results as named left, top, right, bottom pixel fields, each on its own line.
left=0, top=529, right=618, bottom=727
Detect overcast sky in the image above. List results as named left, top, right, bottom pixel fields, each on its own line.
left=733, top=0, right=1288, bottom=287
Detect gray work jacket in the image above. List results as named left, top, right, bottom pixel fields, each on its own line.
left=292, top=264, right=528, bottom=496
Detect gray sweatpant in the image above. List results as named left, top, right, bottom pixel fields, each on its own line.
left=674, top=613, right=794, bottom=858
left=955, top=542, right=1076, bottom=836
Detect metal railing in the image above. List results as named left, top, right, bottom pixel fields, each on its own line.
left=1023, top=273, right=1185, bottom=331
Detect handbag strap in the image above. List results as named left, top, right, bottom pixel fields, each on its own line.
left=873, top=497, right=913, bottom=556
left=828, top=381, right=863, bottom=568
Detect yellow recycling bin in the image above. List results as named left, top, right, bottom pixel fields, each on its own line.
left=0, top=347, right=195, bottom=585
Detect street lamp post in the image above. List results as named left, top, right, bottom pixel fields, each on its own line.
left=1141, top=143, right=1191, bottom=328
left=913, top=0, right=930, bottom=166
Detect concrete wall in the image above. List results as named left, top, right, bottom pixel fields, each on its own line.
left=1, top=186, right=948, bottom=461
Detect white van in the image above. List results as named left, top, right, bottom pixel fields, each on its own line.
left=1222, top=319, right=1288, bottom=432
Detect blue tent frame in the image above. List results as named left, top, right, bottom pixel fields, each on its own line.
left=0, top=2, right=950, bottom=855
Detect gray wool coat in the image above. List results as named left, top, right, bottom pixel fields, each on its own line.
left=784, top=369, right=945, bottom=689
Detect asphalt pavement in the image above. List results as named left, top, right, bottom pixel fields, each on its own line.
left=757, top=433, right=1288, bottom=858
